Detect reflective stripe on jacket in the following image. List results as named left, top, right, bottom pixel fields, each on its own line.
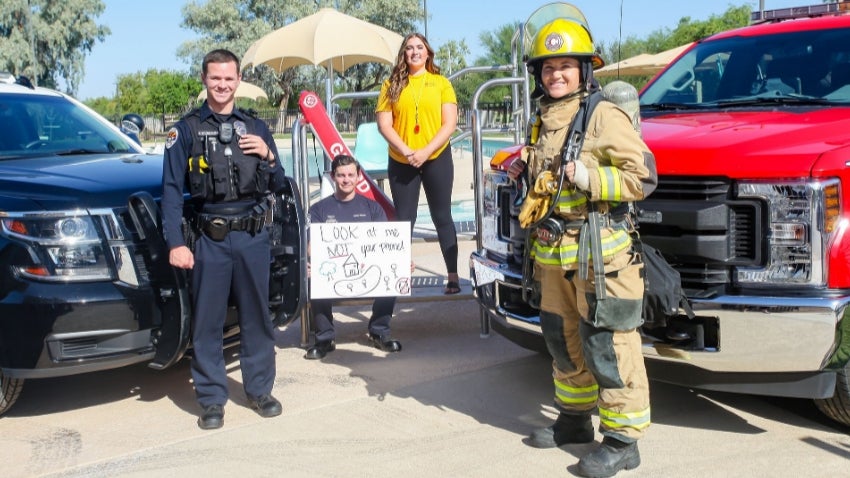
left=525, top=92, right=655, bottom=268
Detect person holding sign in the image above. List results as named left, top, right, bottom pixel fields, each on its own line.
left=306, top=155, right=403, bottom=360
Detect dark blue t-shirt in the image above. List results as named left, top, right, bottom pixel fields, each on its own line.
left=309, top=194, right=387, bottom=224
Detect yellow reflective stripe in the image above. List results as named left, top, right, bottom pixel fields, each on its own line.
left=598, top=406, right=651, bottom=430
left=554, top=380, right=599, bottom=404
left=598, top=167, right=622, bottom=201
left=532, top=229, right=632, bottom=266
left=555, top=190, right=587, bottom=209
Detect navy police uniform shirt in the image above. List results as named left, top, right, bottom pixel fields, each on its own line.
left=160, top=102, right=286, bottom=250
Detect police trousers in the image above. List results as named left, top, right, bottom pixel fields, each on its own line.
left=534, top=251, right=651, bottom=442
left=190, top=228, right=275, bottom=407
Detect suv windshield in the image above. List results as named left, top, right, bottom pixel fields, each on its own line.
left=0, top=92, right=139, bottom=160
left=641, top=25, right=850, bottom=107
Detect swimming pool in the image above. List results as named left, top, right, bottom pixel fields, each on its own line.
left=279, top=146, right=324, bottom=178
left=280, top=137, right=516, bottom=178
left=280, top=137, right=512, bottom=236
left=453, top=137, right=516, bottom=158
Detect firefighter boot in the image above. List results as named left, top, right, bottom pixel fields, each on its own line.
left=576, top=436, right=640, bottom=478
left=527, top=412, right=594, bottom=448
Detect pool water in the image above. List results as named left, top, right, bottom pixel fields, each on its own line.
left=280, top=137, right=515, bottom=179
left=280, top=147, right=324, bottom=178
left=453, top=137, right=516, bottom=158
left=417, top=199, right=476, bottom=223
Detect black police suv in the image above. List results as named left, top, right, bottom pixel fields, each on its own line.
left=0, top=75, right=306, bottom=416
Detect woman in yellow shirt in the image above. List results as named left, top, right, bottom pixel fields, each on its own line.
left=376, top=33, right=461, bottom=294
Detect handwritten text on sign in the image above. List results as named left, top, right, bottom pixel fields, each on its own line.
left=310, top=221, right=411, bottom=299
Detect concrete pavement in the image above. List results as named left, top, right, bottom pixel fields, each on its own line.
left=4, top=274, right=848, bottom=477
left=6, top=139, right=845, bottom=477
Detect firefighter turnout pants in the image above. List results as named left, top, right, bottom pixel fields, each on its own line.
left=534, top=252, right=650, bottom=442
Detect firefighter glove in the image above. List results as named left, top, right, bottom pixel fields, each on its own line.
left=519, top=170, right=558, bottom=228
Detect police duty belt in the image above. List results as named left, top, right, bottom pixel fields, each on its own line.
left=197, top=199, right=273, bottom=242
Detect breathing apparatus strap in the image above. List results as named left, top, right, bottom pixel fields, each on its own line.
left=564, top=91, right=608, bottom=299
left=521, top=90, right=607, bottom=300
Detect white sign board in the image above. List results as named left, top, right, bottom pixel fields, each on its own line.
left=310, top=221, right=411, bottom=299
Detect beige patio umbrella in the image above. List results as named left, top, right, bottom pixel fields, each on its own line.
left=242, top=8, right=403, bottom=110
left=595, top=43, right=694, bottom=78
left=197, top=80, right=268, bottom=101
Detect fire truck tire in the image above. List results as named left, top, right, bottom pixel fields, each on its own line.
left=0, top=370, right=23, bottom=417
left=814, top=363, right=850, bottom=427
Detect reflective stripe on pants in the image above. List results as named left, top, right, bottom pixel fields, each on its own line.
left=535, top=254, right=651, bottom=441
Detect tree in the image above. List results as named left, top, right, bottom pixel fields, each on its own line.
left=435, top=39, right=470, bottom=76
left=177, top=0, right=422, bottom=109
left=598, top=5, right=751, bottom=89
left=85, top=96, right=119, bottom=118
left=146, top=70, right=204, bottom=114
left=114, top=70, right=202, bottom=115
left=0, top=0, right=109, bottom=94
left=450, top=23, right=519, bottom=109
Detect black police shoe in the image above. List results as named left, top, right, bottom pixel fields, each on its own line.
left=248, top=394, right=282, bottom=418
left=197, top=404, right=224, bottom=430
left=368, top=333, right=402, bottom=353
left=304, top=340, right=336, bottom=360
left=576, top=436, right=640, bottom=478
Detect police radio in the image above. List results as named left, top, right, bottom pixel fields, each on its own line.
left=220, top=123, right=235, bottom=160
left=219, top=122, right=234, bottom=144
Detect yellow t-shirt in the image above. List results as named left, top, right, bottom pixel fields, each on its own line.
left=376, top=72, right=457, bottom=163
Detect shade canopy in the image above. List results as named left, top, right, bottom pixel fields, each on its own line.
left=242, top=8, right=403, bottom=111
left=595, top=43, right=694, bottom=78
left=242, top=8, right=402, bottom=74
left=197, top=81, right=268, bottom=101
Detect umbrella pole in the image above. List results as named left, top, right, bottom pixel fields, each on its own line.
left=325, top=62, right=334, bottom=119
left=324, top=62, right=334, bottom=172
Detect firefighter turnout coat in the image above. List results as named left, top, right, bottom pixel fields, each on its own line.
left=523, top=90, right=657, bottom=442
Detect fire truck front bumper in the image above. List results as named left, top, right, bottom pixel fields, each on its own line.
left=470, top=250, right=847, bottom=399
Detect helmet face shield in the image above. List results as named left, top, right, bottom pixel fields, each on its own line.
left=523, top=2, right=604, bottom=70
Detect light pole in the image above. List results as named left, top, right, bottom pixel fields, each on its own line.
left=423, top=0, right=428, bottom=38
left=26, top=0, right=38, bottom=85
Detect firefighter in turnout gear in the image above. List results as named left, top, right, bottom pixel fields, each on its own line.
left=508, top=4, right=658, bottom=477
left=161, top=49, right=287, bottom=430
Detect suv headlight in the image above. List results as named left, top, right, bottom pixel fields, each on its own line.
left=736, top=179, right=840, bottom=287
left=2, top=211, right=116, bottom=281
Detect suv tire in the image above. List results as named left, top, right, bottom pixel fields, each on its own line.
left=0, top=370, right=23, bottom=416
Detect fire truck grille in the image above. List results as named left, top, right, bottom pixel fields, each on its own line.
left=636, top=177, right=762, bottom=295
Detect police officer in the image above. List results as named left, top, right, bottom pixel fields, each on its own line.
left=161, top=49, right=285, bottom=430
left=508, top=5, right=657, bottom=477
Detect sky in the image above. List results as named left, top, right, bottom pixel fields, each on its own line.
left=76, top=0, right=813, bottom=100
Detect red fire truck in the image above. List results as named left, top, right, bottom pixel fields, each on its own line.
left=470, top=2, right=850, bottom=427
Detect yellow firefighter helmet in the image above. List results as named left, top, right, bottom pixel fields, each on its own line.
left=527, top=17, right=604, bottom=70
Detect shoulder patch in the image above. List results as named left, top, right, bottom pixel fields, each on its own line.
left=165, top=127, right=179, bottom=149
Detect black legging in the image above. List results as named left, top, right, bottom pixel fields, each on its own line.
left=387, top=146, right=458, bottom=274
